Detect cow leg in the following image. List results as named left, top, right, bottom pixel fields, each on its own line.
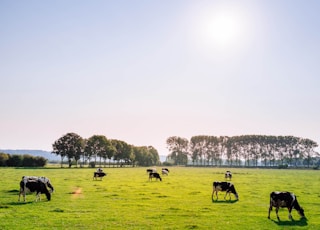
left=224, top=191, right=231, bottom=200
left=268, top=205, right=272, bottom=219
left=211, top=189, right=217, bottom=200
left=276, top=207, right=280, bottom=221
left=18, top=188, right=22, bottom=202
left=35, top=192, right=40, bottom=202
left=23, top=186, right=27, bottom=202
left=288, top=208, right=293, bottom=220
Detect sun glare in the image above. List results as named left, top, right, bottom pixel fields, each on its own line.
left=207, top=12, right=240, bottom=46
left=197, top=4, right=249, bottom=51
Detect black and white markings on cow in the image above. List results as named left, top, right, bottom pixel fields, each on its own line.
left=268, top=191, right=305, bottom=221
left=146, top=168, right=157, bottom=174
left=161, top=168, right=169, bottom=176
left=212, top=181, right=238, bottom=201
left=18, top=176, right=54, bottom=202
left=225, top=171, right=232, bottom=180
left=93, top=172, right=107, bottom=180
left=149, top=172, right=162, bottom=181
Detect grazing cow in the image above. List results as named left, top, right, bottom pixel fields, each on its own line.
left=96, top=168, right=103, bottom=173
left=212, top=181, right=238, bottom=200
left=149, top=172, right=162, bottom=181
left=19, top=176, right=53, bottom=202
left=93, top=172, right=107, bottom=180
left=162, top=168, right=169, bottom=173
left=268, top=191, right=305, bottom=221
left=225, top=171, right=232, bottom=180
left=21, top=176, right=54, bottom=192
left=162, top=168, right=169, bottom=176
left=146, top=168, right=156, bottom=173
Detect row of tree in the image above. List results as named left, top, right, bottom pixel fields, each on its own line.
left=52, top=133, right=160, bottom=167
left=166, top=135, right=319, bottom=167
left=0, top=153, right=47, bottom=167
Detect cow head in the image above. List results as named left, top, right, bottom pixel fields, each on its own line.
left=47, top=181, right=54, bottom=193
left=45, top=192, right=51, bottom=201
left=298, top=206, right=305, bottom=218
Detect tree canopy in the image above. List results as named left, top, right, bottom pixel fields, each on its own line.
left=52, top=133, right=160, bottom=167
left=166, top=135, right=319, bottom=168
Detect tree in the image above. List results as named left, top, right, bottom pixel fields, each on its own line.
left=22, top=154, right=36, bottom=167
left=34, top=156, right=47, bottom=167
left=111, top=139, right=135, bottom=167
left=6, top=154, right=22, bottom=167
left=85, top=135, right=113, bottom=167
left=85, top=135, right=107, bottom=166
left=300, top=138, right=318, bottom=168
left=189, top=136, right=207, bottom=165
left=52, top=132, right=84, bottom=168
left=166, top=136, right=189, bottom=165
left=147, top=146, right=160, bottom=166
left=0, top=152, right=9, bottom=166
left=133, top=146, right=148, bottom=166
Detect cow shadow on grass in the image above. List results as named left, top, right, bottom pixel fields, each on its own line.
left=6, top=189, right=19, bottom=194
left=5, top=190, right=50, bottom=206
left=3, top=189, right=29, bottom=205
left=271, top=218, right=308, bottom=227
left=211, top=199, right=238, bottom=204
left=6, top=201, right=34, bottom=206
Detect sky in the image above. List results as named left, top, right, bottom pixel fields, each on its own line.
left=1, top=0, right=319, bottom=155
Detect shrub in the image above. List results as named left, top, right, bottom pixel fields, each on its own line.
left=278, top=164, right=288, bottom=169
left=89, top=162, right=95, bottom=168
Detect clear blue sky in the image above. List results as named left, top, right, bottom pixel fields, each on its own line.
left=1, top=0, right=319, bottom=155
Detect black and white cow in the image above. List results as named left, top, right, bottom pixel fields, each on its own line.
left=162, top=168, right=169, bottom=176
left=93, top=172, right=107, bottom=180
left=225, top=171, right=232, bottom=180
left=162, top=168, right=169, bottom=173
left=212, top=181, right=238, bottom=200
left=146, top=168, right=156, bottom=173
left=19, top=176, right=54, bottom=202
left=22, top=176, right=54, bottom=193
left=268, top=191, right=305, bottom=221
left=149, top=172, right=162, bottom=181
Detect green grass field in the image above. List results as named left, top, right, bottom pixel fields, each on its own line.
left=0, top=167, right=319, bottom=229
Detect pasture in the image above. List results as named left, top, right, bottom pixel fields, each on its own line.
left=0, top=167, right=319, bottom=229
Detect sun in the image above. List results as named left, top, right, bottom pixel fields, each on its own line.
left=207, top=12, right=241, bottom=46
left=198, top=5, right=249, bottom=51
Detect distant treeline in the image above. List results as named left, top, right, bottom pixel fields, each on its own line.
left=166, top=135, right=319, bottom=168
left=0, top=153, right=47, bottom=167
left=52, top=133, right=160, bottom=168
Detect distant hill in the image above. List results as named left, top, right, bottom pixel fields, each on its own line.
left=0, top=149, right=168, bottom=163
left=0, top=149, right=60, bottom=161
